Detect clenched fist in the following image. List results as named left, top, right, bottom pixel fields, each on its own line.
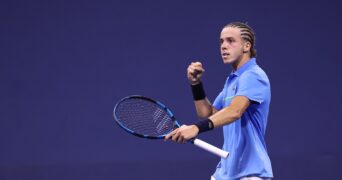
left=187, top=62, right=205, bottom=85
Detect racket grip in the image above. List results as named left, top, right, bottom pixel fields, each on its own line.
left=192, top=138, right=229, bottom=159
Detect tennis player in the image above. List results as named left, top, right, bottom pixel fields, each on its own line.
left=165, top=22, right=273, bottom=180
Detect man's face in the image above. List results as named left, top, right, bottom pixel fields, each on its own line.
left=220, top=27, right=246, bottom=64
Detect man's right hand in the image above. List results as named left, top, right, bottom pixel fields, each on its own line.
left=187, top=61, right=205, bottom=85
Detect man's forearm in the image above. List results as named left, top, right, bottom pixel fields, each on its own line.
left=194, top=98, right=215, bottom=118
left=209, top=96, right=250, bottom=128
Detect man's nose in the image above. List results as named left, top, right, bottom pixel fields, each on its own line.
left=221, top=43, right=228, bottom=50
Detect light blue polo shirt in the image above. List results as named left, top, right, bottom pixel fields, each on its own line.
left=212, top=58, right=273, bottom=180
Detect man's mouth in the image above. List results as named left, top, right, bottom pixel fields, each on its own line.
left=222, top=52, right=230, bottom=57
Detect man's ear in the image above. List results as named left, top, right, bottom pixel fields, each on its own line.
left=243, top=41, right=251, bottom=53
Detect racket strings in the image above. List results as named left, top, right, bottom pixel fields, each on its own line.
left=115, top=98, right=174, bottom=136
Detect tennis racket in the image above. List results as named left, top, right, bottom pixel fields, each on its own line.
left=113, top=95, right=229, bottom=159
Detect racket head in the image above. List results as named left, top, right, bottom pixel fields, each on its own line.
left=113, top=95, right=180, bottom=139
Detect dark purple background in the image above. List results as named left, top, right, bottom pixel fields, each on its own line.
left=1, top=0, right=341, bottom=179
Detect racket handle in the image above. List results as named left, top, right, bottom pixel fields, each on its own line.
left=192, top=138, right=229, bottom=159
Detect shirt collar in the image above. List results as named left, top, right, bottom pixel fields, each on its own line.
left=231, top=58, right=257, bottom=76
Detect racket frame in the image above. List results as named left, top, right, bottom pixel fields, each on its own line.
left=113, top=95, right=180, bottom=139
left=113, top=95, right=229, bottom=159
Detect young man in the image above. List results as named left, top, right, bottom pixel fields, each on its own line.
left=165, top=22, right=273, bottom=180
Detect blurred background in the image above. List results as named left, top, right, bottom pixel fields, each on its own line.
left=1, top=0, right=341, bottom=179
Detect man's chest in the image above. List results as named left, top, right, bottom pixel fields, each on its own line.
left=222, top=76, right=238, bottom=107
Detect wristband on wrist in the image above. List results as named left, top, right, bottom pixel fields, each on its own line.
left=194, top=118, right=214, bottom=134
left=191, top=82, right=206, bottom=100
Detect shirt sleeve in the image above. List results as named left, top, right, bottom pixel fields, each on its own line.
left=213, top=91, right=224, bottom=110
left=235, top=71, right=269, bottom=104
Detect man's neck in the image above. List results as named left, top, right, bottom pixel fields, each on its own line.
left=232, top=54, right=251, bottom=70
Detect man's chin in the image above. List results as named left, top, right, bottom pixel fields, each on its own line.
left=222, top=58, right=233, bottom=64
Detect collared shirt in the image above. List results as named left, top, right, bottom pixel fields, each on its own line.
left=212, top=58, right=273, bottom=180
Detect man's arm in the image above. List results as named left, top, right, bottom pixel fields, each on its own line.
left=209, top=96, right=250, bottom=127
left=187, top=61, right=218, bottom=118
left=165, top=96, right=250, bottom=143
left=194, top=98, right=218, bottom=118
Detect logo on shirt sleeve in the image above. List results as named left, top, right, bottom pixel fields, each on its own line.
left=223, top=96, right=234, bottom=102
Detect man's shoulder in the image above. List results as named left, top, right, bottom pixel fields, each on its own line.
left=241, top=66, right=269, bottom=81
